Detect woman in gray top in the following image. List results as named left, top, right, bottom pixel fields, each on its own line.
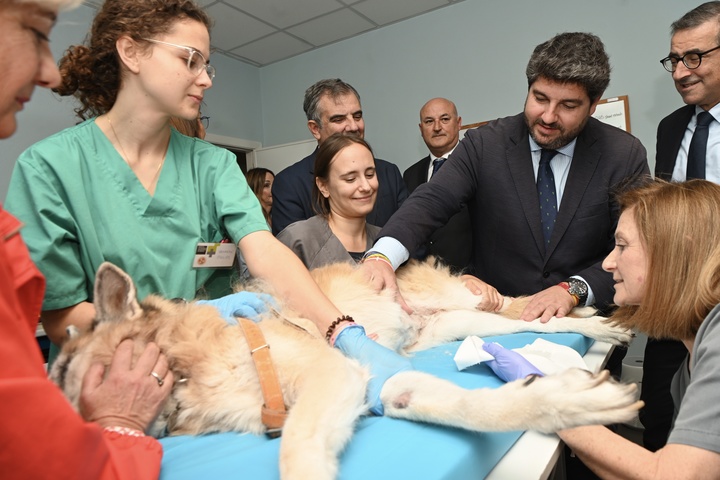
left=277, top=133, right=380, bottom=269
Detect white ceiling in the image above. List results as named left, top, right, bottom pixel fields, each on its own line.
left=84, top=0, right=464, bottom=67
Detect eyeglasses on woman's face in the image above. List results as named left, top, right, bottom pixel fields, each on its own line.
left=143, top=38, right=216, bottom=80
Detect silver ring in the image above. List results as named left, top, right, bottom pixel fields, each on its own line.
left=149, top=371, right=164, bottom=387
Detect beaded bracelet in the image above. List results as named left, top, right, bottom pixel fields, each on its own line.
left=325, top=315, right=355, bottom=342
left=103, top=426, right=146, bottom=437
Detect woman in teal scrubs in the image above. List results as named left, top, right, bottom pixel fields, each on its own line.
left=6, top=0, right=409, bottom=415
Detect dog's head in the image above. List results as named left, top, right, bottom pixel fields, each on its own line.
left=49, top=262, right=201, bottom=436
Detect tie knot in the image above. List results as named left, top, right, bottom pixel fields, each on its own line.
left=539, top=149, right=558, bottom=166
left=697, top=111, right=715, bottom=128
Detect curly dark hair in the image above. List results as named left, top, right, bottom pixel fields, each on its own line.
left=54, top=0, right=212, bottom=119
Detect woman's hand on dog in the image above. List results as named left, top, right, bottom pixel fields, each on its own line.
left=461, top=275, right=504, bottom=312
left=79, top=339, right=173, bottom=432
left=519, top=285, right=576, bottom=323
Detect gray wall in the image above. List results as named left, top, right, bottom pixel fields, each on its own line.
left=1, top=0, right=700, bottom=201
left=259, top=0, right=697, bottom=170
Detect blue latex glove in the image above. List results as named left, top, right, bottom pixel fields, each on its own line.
left=333, top=324, right=413, bottom=415
left=481, top=342, right=544, bottom=383
left=196, top=292, right=278, bottom=324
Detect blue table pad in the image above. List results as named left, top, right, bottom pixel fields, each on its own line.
left=160, top=333, right=593, bottom=479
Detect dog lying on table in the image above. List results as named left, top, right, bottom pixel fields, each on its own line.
left=51, top=259, right=640, bottom=480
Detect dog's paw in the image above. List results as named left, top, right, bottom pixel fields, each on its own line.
left=575, top=316, right=633, bottom=346
left=520, top=369, right=642, bottom=433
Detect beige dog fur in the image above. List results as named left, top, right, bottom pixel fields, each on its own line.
left=51, top=260, right=640, bottom=480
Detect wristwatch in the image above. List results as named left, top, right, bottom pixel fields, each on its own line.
left=558, top=278, right=589, bottom=307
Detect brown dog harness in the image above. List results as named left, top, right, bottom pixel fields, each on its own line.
left=238, top=318, right=287, bottom=437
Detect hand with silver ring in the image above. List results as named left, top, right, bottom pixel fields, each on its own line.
left=80, top=339, right=173, bottom=431
left=149, top=371, right=164, bottom=387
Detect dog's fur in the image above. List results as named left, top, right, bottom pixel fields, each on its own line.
left=51, top=260, right=640, bottom=480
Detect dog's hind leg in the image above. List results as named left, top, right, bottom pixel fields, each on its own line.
left=409, top=311, right=632, bottom=352
left=278, top=355, right=368, bottom=480
left=380, top=369, right=642, bottom=434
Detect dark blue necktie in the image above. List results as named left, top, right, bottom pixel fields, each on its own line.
left=537, top=149, right=558, bottom=246
left=431, top=158, right=446, bottom=177
left=687, top=111, right=714, bottom=180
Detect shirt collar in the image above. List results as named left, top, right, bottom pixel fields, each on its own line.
left=430, top=142, right=459, bottom=162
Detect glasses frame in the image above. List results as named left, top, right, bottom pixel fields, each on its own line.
left=199, top=116, right=210, bottom=129
left=660, top=45, right=720, bottom=72
left=142, top=38, right=216, bottom=80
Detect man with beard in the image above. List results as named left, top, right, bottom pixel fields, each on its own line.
left=361, top=32, right=650, bottom=323
left=271, top=78, right=407, bottom=235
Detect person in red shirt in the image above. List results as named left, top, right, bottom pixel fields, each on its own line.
left=0, top=0, right=172, bottom=478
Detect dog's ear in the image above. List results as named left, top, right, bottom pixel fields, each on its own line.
left=93, top=262, right=142, bottom=323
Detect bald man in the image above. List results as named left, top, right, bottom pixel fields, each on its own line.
left=402, top=98, right=472, bottom=273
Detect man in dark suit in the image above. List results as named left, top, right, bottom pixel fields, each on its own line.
left=403, top=98, right=473, bottom=274
left=271, top=79, right=408, bottom=235
left=361, top=32, right=650, bottom=325
left=641, top=1, right=720, bottom=453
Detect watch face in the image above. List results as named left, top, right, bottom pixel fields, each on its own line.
left=568, top=279, right=588, bottom=297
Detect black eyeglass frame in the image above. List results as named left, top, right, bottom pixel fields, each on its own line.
left=660, top=45, right=720, bottom=72
left=199, top=116, right=210, bottom=129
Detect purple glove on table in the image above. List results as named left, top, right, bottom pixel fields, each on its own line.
left=333, top=324, right=413, bottom=415
left=196, top=292, right=277, bottom=324
left=482, top=342, right=543, bottom=383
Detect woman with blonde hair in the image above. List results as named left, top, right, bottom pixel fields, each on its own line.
left=1, top=0, right=172, bottom=477
left=487, top=179, right=720, bottom=478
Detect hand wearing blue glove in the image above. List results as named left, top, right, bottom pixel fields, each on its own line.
left=482, top=342, right=544, bottom=383
left=196, top=292, right=278, bottom=324
left=333, top=324, right=413, bottom=415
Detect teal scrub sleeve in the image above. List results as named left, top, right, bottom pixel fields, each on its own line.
left=210, top=148, right=269, bottom=244
left=6, top=150, right=90, bottom=310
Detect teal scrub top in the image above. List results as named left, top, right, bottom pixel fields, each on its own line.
left=6, top=119, right=269, bottom=308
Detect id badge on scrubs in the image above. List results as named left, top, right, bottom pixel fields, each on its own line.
left=193, top=242, right=236, bottom=268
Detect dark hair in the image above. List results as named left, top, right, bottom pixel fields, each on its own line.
left=671, top=1, right=720, bottom=44
left=312, top=133, right=374, bottom=217
left=246, top=168, right=274, bottom=197
left=245, top=168, right=274, bottom=223
left=54, top=0, right=212, bottom=119
left=526, top=32, right=610, bottom=101
left=303, top=79, right=361, bottom=125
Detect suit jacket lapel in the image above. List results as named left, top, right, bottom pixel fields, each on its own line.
left=656, top=105, right=694, bottom=180
left=506, top=125, right=546, bottom=256
left=546, top=126, right=600, bottom=258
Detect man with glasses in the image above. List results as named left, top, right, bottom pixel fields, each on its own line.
left=642, top=0, right=720, bottom=454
